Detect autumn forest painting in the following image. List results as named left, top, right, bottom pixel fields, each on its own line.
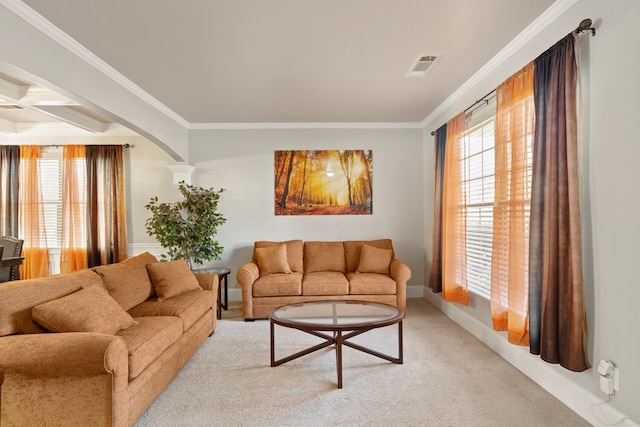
left=275, top=150, right=373, bottom=215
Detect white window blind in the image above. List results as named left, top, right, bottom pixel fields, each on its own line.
left=40, top=148, right=62, bottom=248
left=460, top=118, right=495, bottom=299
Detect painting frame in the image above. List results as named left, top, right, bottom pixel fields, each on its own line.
left=274, top=150, right=373, bottom=216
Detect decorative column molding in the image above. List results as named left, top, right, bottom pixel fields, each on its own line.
left=166, top=163, right=196, bottom=185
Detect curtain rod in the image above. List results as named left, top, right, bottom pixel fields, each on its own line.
left=30, top=144, right=131, bottom=148
left=430, top=89, right=495, bottom=136
left=429, top=18, right=596, bottom=137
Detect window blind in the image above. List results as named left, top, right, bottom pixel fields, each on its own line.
left=461, top=118, right=495, bottom=299
left=39, top=150, right=62, bottom=248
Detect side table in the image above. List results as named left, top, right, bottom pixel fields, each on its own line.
left=194, top=267, right=230, bottom=320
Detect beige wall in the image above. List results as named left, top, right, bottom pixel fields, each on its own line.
left=187, top=127, right=425, bottom=293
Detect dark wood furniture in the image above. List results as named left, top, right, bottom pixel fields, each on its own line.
left=0, top=236, right=24, bottom=282
left=270, top=300, right=404, bottom=388
left=1, top=368, right=4, bottom=420
left=193, top=267, right=230, bottom=319
left=0, top=257, right=23, bottom=268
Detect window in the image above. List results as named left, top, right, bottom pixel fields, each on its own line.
left=39, top=147, right=88, bottom=251
left=40, top=148, right=62, bottom=248
left=461, top=118, right=495, bottom=299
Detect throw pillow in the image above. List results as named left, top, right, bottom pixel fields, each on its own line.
left=32, top=285, right=138, bottom=334
left=303, top=241, right=346, bottom=273
left=146, top=260, right=201, bottom=301
left=93, top=261, right=155, bottom=311
left=356, top=244, right=393, bottom=275
left=255, top=244, right=292, bottom=275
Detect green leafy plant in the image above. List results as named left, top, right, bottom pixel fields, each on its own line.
left=145, top=182, right=226, bottom=268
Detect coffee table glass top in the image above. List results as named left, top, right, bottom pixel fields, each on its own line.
left=270, top=300, right=403, bottom=329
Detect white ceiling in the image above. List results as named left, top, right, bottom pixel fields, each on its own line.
left=2, top=0, right=557, bottom=129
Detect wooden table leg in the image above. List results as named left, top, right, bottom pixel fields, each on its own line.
left=336, top=330, right=343, bottom=389
left=216, top=282, right=222, bottom=320
left=0, top=369, right=4, bottom=419
left=270, top=320, right=275, bottom=367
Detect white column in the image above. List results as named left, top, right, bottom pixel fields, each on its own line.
left=166, top=163, right=196, bottom=186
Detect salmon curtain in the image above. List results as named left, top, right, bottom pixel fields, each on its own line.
left=86, top=145, right=127, bottom=266
left=18, top=146, right=49, bottom=278
left=441, top=113, right=469, bottom=305
left=428, top=124, right=447, bottom=293
left=491, top=62, right=535, bottom=345
left=60, top=145, right=88, bottom=273
left=529, top=34, right=589, bottom=371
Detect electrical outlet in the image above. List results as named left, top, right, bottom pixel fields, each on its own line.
left=613, top=367, right=620, bottom=391
left=597, top=359, right=619, bottom=395
left=600, top=375, right=614, bottom=394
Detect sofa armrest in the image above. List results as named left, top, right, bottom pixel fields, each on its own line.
left=194, top=272, right=220, bottom=293
left=390, top=259, right=411, bottom=311
left=0, top=332, right=129, bottom=426
left=236, top=262, right=259, bottom=287
left=0, top=332, right=128, bottom=377
left=236, top=262, right=260, bottom=318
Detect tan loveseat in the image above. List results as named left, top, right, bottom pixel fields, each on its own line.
left=236, top=239, right=411, bottom=320
left=0, top=252, right=218, bottom=427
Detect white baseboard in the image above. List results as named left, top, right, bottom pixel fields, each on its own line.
left=225, top=285, right=422, bottom=303
left=225, top=285, right=423, bottom=305
left=227, top=287, right=242, bottom=304
left=407, top=284, right=424, bottom=299
left=423, top=290, right=638, bottom=427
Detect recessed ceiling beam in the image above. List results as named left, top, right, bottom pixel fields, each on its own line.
left=0, top=117, right=18, bottom=134
left=20, top=86, right=77, bottom=106
left=0, top=77, right=29, bottom=102
left=31, top=106, right=109, bottom=133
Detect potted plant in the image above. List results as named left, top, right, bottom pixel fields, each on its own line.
left=145, top=181, right=226, bottom=269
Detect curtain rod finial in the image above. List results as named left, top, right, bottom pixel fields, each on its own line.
left=575, top=18, right=596, bottom=36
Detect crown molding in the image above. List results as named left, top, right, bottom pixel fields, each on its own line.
left=189, top=122, right=424, bottom=130
left=0, top=0, right=190, bottom=129
left=2, top=0, right=580, bottom=134
left=421, top=0, right=580, bottom=129
left=0, top=121, right=139, bottom=137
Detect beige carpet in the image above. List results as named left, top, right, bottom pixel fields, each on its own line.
left=135, top=299, right=589, bottom=427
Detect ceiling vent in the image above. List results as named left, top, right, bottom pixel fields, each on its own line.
left=405, top=55, right=437, bottom=78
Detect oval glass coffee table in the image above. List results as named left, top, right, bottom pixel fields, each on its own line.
left=269, top=300, right=405, bottom=389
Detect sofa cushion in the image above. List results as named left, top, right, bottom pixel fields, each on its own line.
left=344, top=239, right=394, bottom=272
left=122, top=251, right=159, bottom=268
left=32, top=285, right=138, bottom=334
left=253, top=272, right=302, bottom=297
left=356, top=244, right=393, bottom=275
left=116, top=316, right=183, bottom=380
left=0, top=269, right=103, bottom=336
left=93, top=252, right=158, bottom=311
left=302, top=271, right=349, bottom=296
left=304, top=241, right=346, bottom=273
left=146, top=260, right=201, bottom=301
left=254, top=240, right=303, bottom=272
left=128, top=289, right=215, bottom=331
left=255, top=244, right=292, bottom=275
left=122, top=252, right=159, bottom=296
left=347, top=272, right=397, bottom=295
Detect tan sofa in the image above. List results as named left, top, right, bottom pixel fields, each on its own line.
left=236, top=239, right=411, bottom=320
left=0, top=252, right=218, bottom=427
